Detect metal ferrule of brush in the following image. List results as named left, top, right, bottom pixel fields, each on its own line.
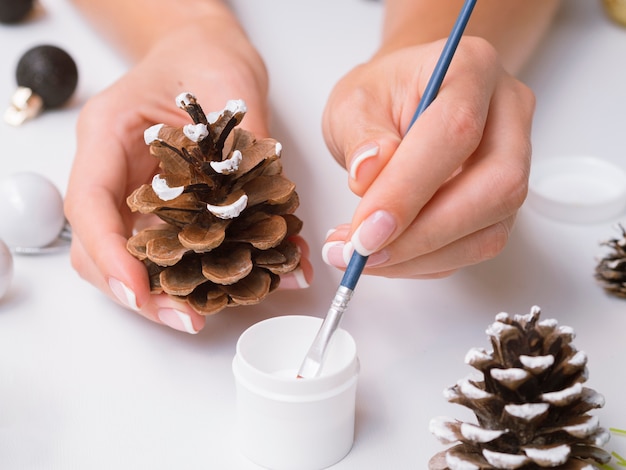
left=297, top=285, right=353, bottom=378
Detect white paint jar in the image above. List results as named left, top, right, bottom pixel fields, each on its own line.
left=232, top=315, right=359, bottom=470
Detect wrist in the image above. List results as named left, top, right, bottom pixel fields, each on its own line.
left=146, top=16, right=268, bottom=97
left=72, top=0, right=241, bottom=61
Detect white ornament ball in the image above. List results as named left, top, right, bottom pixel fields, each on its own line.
left=0, top=239, right=13, bottom=299
left=0, top=172, right=65, bottom=248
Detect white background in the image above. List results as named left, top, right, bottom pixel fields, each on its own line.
left=1, top=0, right=625, bottom=468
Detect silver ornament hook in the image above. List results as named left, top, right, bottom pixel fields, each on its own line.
left=9, top=221, right=72, bottom=255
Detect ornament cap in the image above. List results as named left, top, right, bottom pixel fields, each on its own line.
left=4, top=86, right=43, bottom=126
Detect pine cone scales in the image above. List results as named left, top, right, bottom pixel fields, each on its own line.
left=429, top=306, right=610, bottom=469
left=595, top=223, right=626, bottom=298
left=126, top=92, right=302, bottom=315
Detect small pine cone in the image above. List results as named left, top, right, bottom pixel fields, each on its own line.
left=126, top=92, right=303, bottom=315
left=595, top=223, right=626, bottom=298
left=429, top=306, right=611, bottom=470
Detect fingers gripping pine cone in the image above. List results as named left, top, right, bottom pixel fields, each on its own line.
left=429, top=306, right=611, bottom=470
left=126, top=92, right=303, bottom=315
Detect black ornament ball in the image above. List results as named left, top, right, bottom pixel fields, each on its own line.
left=0, top=0, right=34, bottom=24
left=16, top=45, right=78, bottom=109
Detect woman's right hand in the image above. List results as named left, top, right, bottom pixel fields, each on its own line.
left=65, top=13, right=311, bottom=334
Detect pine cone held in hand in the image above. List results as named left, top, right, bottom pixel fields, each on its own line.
left=429, top=306, right=610, bottom=469
left=595, top=223, right=626, bottom=298
left=126, top=92, right=303, bottom=315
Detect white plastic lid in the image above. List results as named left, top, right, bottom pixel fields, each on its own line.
left=528, top=156, right=626, bottom=224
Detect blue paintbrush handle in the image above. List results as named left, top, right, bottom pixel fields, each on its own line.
left=298, top=0, right=479, bottom=379
left=408, top=0, right=478, bottom=128
left=341, top=0, right=477, bottom=291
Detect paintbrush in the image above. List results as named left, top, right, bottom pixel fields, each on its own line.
left=297, top=0, right=479, bottom=379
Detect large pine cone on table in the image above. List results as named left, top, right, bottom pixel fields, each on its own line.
left=429, top=306, right=610, bottom=469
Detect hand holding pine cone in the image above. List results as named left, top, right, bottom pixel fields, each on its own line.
left=429, top=306, right=610, bottom=469
left=126, top=93, right=303, bottom=315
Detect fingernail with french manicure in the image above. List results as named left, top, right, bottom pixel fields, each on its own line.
left=351, top=210, right=396, bottom=256
left=343, top=241, right=390, bottom=266
left=342, top=241, right=355, bottom=266
left=158, top=308, right=199, bottom=334
left=322, top=241, right=347, bottom=268
left=323, top=240, right=389, bottom=268
left=109, top=277, right=139, bottom=311
left=349, top=145, right=379, bottom=181
left=280, top=268, right=310, bottom=289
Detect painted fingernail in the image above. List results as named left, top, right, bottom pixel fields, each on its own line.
left=322, top=241, right=347, bottom=268
left=367, top=250, right=390, bottom=266
left=342, top=241, right=355, bottom=266
left=158, top=308, right=199, bottom=334
left=324, top=240, right=389, bottom=268
left=349, top=144, right=379, bottom=181
left=345, top=238, right=390, bottom=268
left=351, top=210, right=396, bottom=256
left=279, top=267, right=310, bottom=289
left=108, top=277, right=139, bottom=311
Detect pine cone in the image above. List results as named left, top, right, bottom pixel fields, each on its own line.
left=429, top=306, right=611, bottom=469
left=595, top=223, right=626, bottom=298
left=126, top=92, right=303, bottom=315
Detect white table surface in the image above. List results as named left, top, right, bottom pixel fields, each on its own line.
left=1, top=1, right=625, bottom=468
